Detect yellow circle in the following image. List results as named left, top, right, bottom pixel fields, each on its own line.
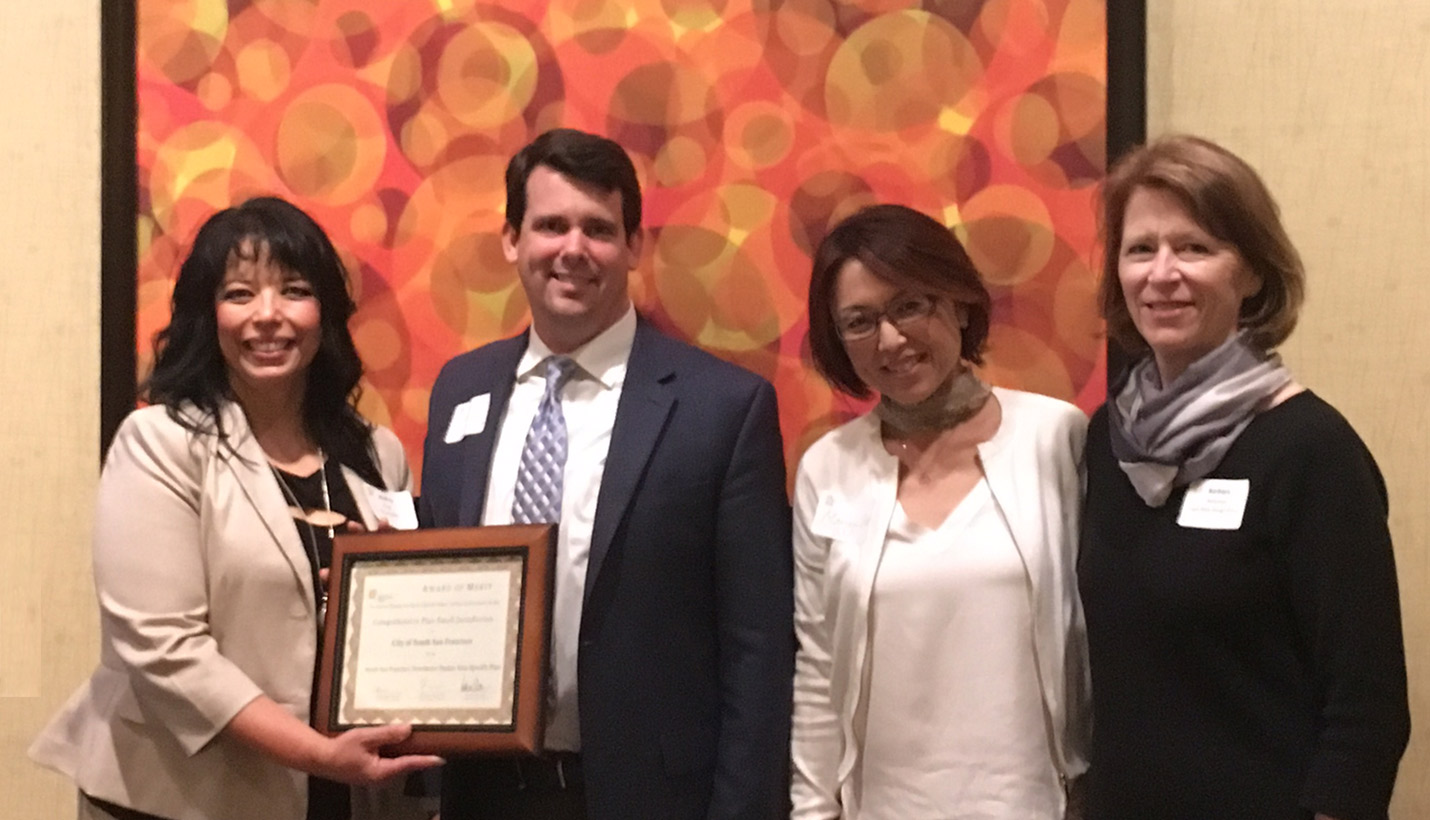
left=235, top=40, right=292, bottom=102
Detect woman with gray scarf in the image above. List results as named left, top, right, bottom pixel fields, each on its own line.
left=1078, top=135, right=1409, bottom=820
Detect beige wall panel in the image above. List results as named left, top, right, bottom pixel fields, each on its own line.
left=1148, top=1, right=1430, bottom=816
left=0, top=1, right=101, bottom=818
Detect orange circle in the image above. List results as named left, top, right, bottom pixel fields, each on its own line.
left=138, top=0, right=228, bottom=86
left=1051, top=254, right=1103, bottom=357
left=196, top=73, right=233, bottom=110
left=723, top=101, right=796, bottom=170
left=995, top=93, right=1061, bottom=168
left=957, top=185, right=1055, bottom=286
left=825, top=11, right=983, bottom=130
left=772, top=0, right=838, bottom=57
left=653, top=136, right=708, bottom=186
left=350, top=202, right=388, bottom=246
left=235, top=39, right=292, bottom=102
left=435, top=23, right=540, bottom=130
left=275, top=85, right=387, bottom=204
left=610, top=62, right=718, bottom=126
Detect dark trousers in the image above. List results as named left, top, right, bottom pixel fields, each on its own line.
left=441, top=754, right=587, bottom=820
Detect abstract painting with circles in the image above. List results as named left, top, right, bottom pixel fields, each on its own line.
left=135, top=0, right=1108, bottom=483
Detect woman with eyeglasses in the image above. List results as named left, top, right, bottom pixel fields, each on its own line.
left=790, top=204, right=1090, bottom=819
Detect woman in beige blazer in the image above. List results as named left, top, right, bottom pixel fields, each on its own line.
left=791, top=205, right=1090, bottom=819
left=30, top=198, right=440, bottom=820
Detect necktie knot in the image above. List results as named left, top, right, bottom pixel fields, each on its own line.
left=544, top=356, right=578, bottom=398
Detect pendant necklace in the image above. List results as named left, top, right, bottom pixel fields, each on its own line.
left=270, top=450, right=337, bottom=623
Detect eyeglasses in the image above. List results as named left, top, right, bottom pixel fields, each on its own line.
left=834, top=294, right=939, bottom=341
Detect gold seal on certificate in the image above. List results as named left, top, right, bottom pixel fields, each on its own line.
left=314, top=525, right=556, bottom=756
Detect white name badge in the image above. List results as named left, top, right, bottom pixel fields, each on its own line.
left=443, top=394, right=491, bottom=444
left=362, top=487, right=419, bottom=530
left=1176, top=478, right=1250, bottom=530
left=810, top=493, right=869, bottom=542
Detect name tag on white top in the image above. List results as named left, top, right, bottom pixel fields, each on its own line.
left=1176, top=478, right=1250, bottom=530
left=443, top=394, right=491, bottom=444
left=810, top=493, right=869, bottom=542
left=363, top=487, right=419, bottom=530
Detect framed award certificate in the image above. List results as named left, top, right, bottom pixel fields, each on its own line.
left=314, top=524, right=556, bottom=756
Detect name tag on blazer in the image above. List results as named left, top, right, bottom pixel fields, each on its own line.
left=811, top=493, right=869, bottom=542
left=443, top=394, right=491, bottom=444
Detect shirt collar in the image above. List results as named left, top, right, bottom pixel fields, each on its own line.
left=518, top=305, right=637, bottom=390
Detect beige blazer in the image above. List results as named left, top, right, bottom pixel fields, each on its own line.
left=30, top=402, right=411, bottom=820
left=789, top=388, right=1091, bottom=819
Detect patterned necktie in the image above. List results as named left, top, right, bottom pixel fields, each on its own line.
left=512, top=356, right=578, bottom=524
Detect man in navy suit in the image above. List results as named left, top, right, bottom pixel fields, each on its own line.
left=420, top=128, right=793, bottom=819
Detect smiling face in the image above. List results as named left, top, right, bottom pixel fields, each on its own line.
left=833, top=258, right=966, bottom=406
left=505, top=165, right=643, bottom=353
left=215, top=244, right=321, bottom=405
left=1118, top=186, right=1262, bottom=383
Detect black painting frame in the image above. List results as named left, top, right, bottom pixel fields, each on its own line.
left=100, top=1, right=138, bottom=453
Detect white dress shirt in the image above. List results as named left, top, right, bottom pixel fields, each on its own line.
left=481, top=306, right=635, bottom=751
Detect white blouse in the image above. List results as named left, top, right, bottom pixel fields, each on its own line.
left=850, top=482, right=1061, bottom=819
left=790, top=388, right=1090, bottom=820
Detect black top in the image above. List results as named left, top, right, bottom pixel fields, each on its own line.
left=271, top=459, right=362, bottom=820
left=272, top=459, right=361, bottom=603
left=1079, top=391, right=1409, bottom=820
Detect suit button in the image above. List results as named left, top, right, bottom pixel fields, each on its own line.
left=579, top=640, right=594, bottom=649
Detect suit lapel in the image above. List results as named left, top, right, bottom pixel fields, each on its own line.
left=215, top=402, right=316, bottom=611
left=456, top=334, right=526, bottom=526
left=585, top=322, right=675, bottom=606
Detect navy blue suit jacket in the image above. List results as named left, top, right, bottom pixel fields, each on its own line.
left=420, top=319, right=794, bottom=819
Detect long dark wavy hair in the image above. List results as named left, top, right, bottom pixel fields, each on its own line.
left=144, top=196, right=385, bottom=487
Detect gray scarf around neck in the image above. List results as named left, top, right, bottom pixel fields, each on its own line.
left=1108, top=331, right=1292, bottom=507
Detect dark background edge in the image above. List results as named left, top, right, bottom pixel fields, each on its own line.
left=1105, top=0, right=1147, bottom=384
left=100, top=0, right=138, bottom=455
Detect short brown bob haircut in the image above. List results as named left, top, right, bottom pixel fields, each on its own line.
left=1100, top=134, right=1305, bottom=355
left=807, top=204, right=992, bottom=399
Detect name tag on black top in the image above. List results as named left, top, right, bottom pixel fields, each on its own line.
left=1176, top=479, right=1250, bottom=530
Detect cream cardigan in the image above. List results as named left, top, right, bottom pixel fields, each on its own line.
left=790, top=387, right=1091, bottom=818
